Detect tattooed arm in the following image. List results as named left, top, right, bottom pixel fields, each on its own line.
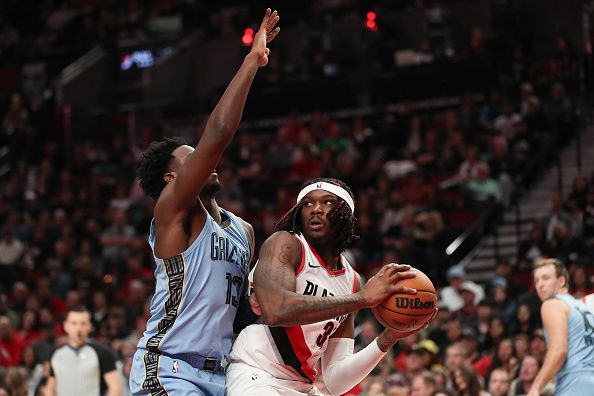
left=253, top=231, right=416, bottom=327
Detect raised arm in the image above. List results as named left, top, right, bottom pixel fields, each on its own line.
left=253, top=232, right=416, bottom=326
left=528, top=299, right=569, bottom=396
left=164, top=9, right=280, bottom=213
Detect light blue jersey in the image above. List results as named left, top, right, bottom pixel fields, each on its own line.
left=130, top=208, right=250, bottom=396
left=545, top=294, right=594, bottom=396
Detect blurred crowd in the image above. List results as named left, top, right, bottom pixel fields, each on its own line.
left=0, top=1, right=592, bottom=396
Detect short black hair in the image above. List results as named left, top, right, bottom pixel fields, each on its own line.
left=276, top=177, right=358, bottom=255
left=137, top=137, right=187, bottom=200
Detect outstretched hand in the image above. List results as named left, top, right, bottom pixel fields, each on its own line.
left=250, top=8, right=281, bottom=67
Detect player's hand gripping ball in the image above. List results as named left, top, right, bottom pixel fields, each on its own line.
left=372, top=267, right=437, bottom=332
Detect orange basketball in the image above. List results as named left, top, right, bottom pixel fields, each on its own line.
left=372, top=267, right=437, bottom=332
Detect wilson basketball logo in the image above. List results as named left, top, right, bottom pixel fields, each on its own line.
left=373, top=267, right=438, bottom=332
left=394, top=297, right=435, bottom=310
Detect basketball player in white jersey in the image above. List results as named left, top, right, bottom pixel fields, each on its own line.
left=227, top=178, right=436, bottom=395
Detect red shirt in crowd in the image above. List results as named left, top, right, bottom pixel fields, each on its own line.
left=0, top=330, right=26, bottom=366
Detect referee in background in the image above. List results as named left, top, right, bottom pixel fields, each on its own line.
left=47, top=306, right=121, bottom=396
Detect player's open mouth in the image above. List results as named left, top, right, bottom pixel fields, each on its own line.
left=309, top=218, right=324, bottom=230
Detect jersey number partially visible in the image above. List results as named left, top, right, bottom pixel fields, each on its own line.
left=316, top=322, right=335, bottom=347
left=225, top=273, right=243, bottom=307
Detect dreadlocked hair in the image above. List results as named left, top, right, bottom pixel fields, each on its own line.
left=275, top=177, right=359, bottom=256
left=137, top=137, right=187, bottom=200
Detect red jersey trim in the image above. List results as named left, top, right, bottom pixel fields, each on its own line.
left=285, top=326, right=316, bottom=382
left=305, top=239, right=346, bottom=276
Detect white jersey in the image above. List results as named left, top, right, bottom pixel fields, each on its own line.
left=228, top=232, right=357, bottom=384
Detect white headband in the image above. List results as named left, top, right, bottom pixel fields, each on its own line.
left=296, top=181, right=355, bottom=213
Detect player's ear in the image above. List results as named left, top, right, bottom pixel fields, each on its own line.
left=164, top=172, right=175, bottom=184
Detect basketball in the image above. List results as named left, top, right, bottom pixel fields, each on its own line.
left=372, top=267, right=437, bottom=332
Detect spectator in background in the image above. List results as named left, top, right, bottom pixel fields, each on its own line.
left=569, top=265, right=594, bottom=299
left=568, top=176, right=589, bottom=209
left=479, top=89, right=502, bottom=129
left=486, top=338, right=518, bottom=382
left=3, top=366, right=27, bottom=396
left=513, top=302, right=539, bottom=335
left=543, top=192, right=572, bottom=241
left=543, top=82, right=574, bottom=140
left=530, top=329, right=548, bottom=360
left=444, top=343, right=466, bottom=378
left=431, top=391, right=455, bottom=396
left=439, top=265, right=485, bottom=312
left=460, top=327, right=491, bottom=377
left=100, top=209, right=140, bottom=265
left=513, top=333, right=530, bottom=357
left=493, top=101, right=521, bottom=139
left=0, top=315, right=26, bottom=367
left=384, top=373, right=411, bottom=396
left=466, top=162, right=503, bottom=206
left=19, top=310, right=41, bottom=346
left=490, top=276, right=517, bottom=324
left=546, top=222, right=584, bottom=265
left=440, top=145, right=481, bottom=189
left=0, top=294, right=19, bottom=327
left=487, top=136, right=515, bottom=207
left=482, top=316, right=508, bottom=353
left=518, top=223, right=550, bottom=271
left=20, top=345, right=44, bottom=396
left=491, top=259, right=524, bottom=298
left=411, top=371, right=437, bottom=396
left=487, top=367, right=511, bottom=396
left=476, top=299, right=495, bottom=344
left=0, top=229, right=24, bottom=292
left=449, top=365, right=488, bottom=396
left=508, top=354, right=554, bottom=396
left=457, top=283, right=479, bottom=328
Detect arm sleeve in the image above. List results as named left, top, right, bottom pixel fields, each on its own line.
left=48, top=347, right=58, bottom=377
left=91, top=342, right=117, bottom=374
left=321, top=338, right=386, bottom=396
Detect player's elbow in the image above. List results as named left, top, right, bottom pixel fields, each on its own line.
left=556, top=347, right=568, bottom=360
left=260, top=310, right=282, bottom=326
left=260, top=304, right=292, bottom=327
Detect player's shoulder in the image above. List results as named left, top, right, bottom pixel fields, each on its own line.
left=259, top=231, right=303, bottom=265
left=264, top=230, right=300, bottom=245
left=542, top=295, right=571, bottom=314
left=235, top=215, right=254, bottom=236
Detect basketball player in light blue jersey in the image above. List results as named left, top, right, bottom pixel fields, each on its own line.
left=129, top=9, right=281, bottom=396
left=529, top=258, right=594, bottom=396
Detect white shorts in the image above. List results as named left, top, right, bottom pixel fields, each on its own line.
left=226, top=361, right=323, bottom=396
